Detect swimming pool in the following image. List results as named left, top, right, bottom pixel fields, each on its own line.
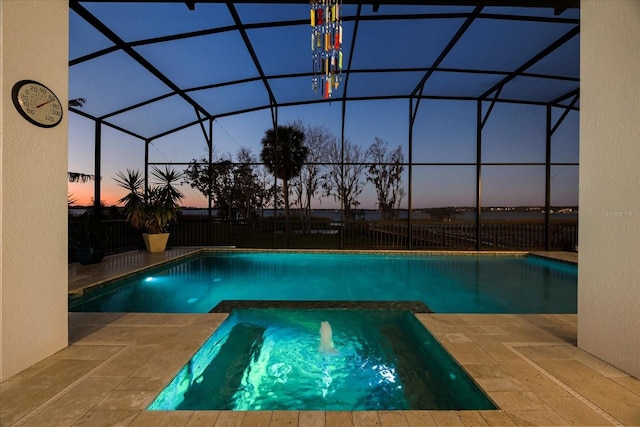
left=69, top=251, right=577, bottom=313
left=148, top=309, right=496, bottom=411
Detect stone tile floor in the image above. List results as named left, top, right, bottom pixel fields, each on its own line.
left=3, top=249, right=639, bottom=427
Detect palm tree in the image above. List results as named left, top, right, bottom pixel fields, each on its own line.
left=260, top=124, right=308, bottom=242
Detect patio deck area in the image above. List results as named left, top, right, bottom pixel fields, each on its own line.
left=3, top=249, right=639, bottom=427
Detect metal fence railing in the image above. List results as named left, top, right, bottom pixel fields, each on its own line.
left=69, top=216, right=578, bottom=262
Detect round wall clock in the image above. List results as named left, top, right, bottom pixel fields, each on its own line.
left=11, top=80, right=63, bottom=128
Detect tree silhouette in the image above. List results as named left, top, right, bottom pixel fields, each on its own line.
left=260, top=125, right=309, bottom=242
left=184, top=148, right=262, bottom=220
left=291, top=123, right=331, bottom=228
left=322, top=138, right=367, bottom=221
left=367, top=137, right=406, bottom=220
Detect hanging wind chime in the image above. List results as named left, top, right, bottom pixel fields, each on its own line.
left=310, top=0, right=343, bottom=99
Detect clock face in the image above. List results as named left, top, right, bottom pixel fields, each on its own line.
left=11, top=80, right=63, bottom=128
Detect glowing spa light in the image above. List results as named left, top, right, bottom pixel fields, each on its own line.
left=144, top=277, right=154, bottom=283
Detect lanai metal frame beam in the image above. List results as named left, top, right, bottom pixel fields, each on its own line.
left=69, top=0, right=580, bottom=251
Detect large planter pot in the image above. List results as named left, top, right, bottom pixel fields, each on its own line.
left=75, top=247, right=106, bottom=265
left=143, top=233, right=170, bottom=253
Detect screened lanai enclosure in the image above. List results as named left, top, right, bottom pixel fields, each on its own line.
left=68, top=0, right=579, bottom=255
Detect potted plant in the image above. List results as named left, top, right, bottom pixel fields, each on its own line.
left=114, top=166, right=184, bottom=253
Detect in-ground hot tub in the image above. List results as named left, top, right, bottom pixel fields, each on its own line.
left=148, top=309, right=496, bottom=411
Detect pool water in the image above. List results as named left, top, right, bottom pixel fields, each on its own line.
left=69, top=251, right=577, bottom=313
left=148, top=309, right=496, bottom=411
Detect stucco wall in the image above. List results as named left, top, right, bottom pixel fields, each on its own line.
left=578, top=0, right=640, bottom=378
left=1, top=0, right=69, bottom=380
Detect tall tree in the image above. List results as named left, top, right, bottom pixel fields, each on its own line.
left=233, top=148, right=261, bottom=219
left=184, top=148, right=261, bottom=219
left=367, top=137, right=406, bottom=220
left=260, top=125, right=309, bottom=239
left=322, top=137, right=368, bottom=221
left=291, top=123, right=332, bottom=226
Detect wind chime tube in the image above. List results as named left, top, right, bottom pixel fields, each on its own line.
left=311, top=0, right=342, bottom=97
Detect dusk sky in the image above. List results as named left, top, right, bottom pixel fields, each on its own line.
left=68, top=2, right=579, bottom=210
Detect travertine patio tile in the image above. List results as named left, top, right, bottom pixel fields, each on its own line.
left=68, top=312, right=125, bottom=326
left=49, top=344, right=124, bottom=361
left=464, top=364, right=511, bottom=380
left=521, top=345, right=574, bottom=360
left=129, top=349, right=195, bottom=379
left=538, top=395, right=614, bottom=426
left=479, top=326, right=509, bottom=335
left=352, top=411, right=381, bottom=426
left=325, top=411, right=353, bottom=426
left=71, top=409, right=140, bottom=426
left=76, top=325, right=139, bottom=343
left=509, top=373, right=570, bottom=399
left=132, top=410, right=192, bottom=427
left=417, top=314, right=470, bottom=329
left=565, top=387, right=640, bottom=426
left=120, top=326, right=185, bottom=345
left=478, top=410, right=516, bottom=426
left=453, top=326, right=499, bottom=338
left=476, top=342, right=521, bottom=362
left=556, top=346, right=631, bottom=378
left=93, top=389, right=158, bottom=410
left=128, top=410, right=171, bottom=427
left=458, top=315, right=530, bottom=328
left=612, top=376, right=640, bottom=397
left=271, top=410, right=300, bottom=426
left=91, top=345, right=160, bottom=377
left=497, top=360, right=548, bottom=384
left=465, top=330, right=513, bottom=343
left=115, top=375, right=169, bottom=392
left=19, top=375, right=125, bottom=427
left=0, top=359, right=101, bottom=426
left=298, top=411, right=325, bottom=427
left=214, top=411, right=246, bottom=427
left=440, top=341, right=496, bottom=365
left=488, top=392, right=550, bottom=411
left=477, top=315, right=524, bottom=327
left=499, top=326, right=565, bottom=343
left=185, top=411, right=221, bottom=426
left=240, top=410, right=272, bottom=427
left=378, top=410, right=409, bottom=427
left=539, top=326, right=577, bottom=345
left=456, top=410, right=489, bottom=426
left=504, top=410, right=570, bottom=426
left=68, top=324, right=103, bottom=344
left=404, top=410, right=437, bottom=426
left=430, top=410, right=463, bottom=426
left=0, top=358, right=59, bottom=393
left=518, top=315, right=566, bottom=328
left=476, top=377, right=528, bottom=392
